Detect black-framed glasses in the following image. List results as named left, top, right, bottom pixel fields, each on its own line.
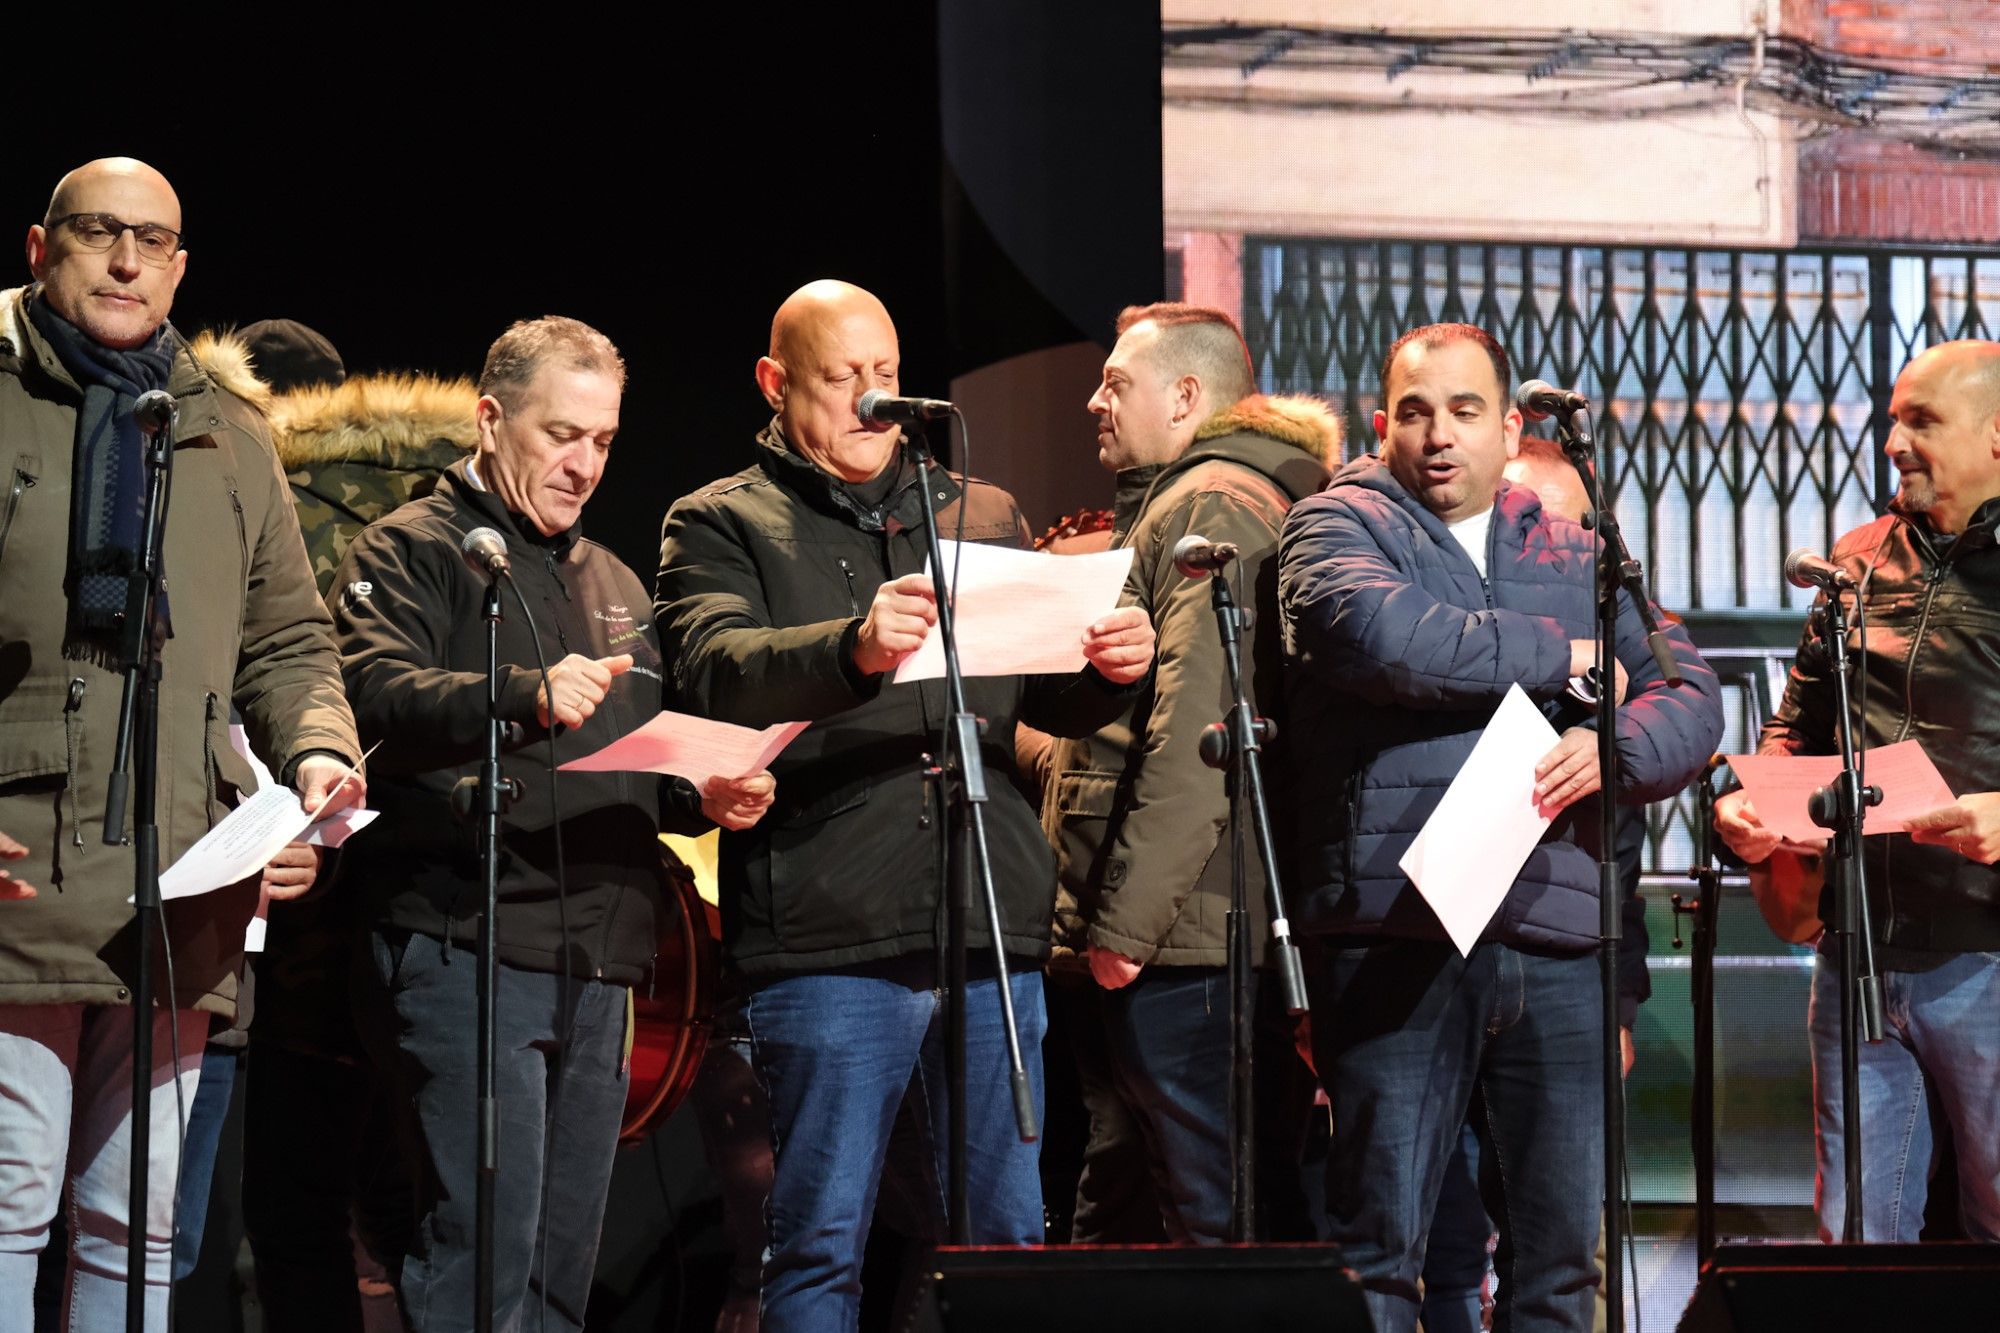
left=48, top=213, right=183, bottom=266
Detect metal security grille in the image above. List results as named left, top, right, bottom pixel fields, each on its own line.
left=1244, top=240, right=2000, bottom=613
left=1245, top=238, right=2000, bottom=881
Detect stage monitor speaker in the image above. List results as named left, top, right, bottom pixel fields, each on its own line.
left=895, top=1243, right=1371, bottom=1332
left=1677, top=1241, right=2000, bottom=1331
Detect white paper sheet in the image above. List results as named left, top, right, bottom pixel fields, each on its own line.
left=1399, top=685, right=1561, bottom=957
left=559, top=710, right=807, bottom=789
left=230, top=723, right=379, bottom=850
left=891, top=541, right=1136, bottom=683
left=153, top=749, right=372, bottom=904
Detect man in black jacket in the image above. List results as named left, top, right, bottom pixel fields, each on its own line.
left=330, top=317, right=772, bottom=1330
left=1716, top=338, right=2000, bottom=1245
left=654, top=280, right=1154, bottom=1333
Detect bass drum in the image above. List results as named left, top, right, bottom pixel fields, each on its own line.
left=620, top=838, right=721, bottom=1146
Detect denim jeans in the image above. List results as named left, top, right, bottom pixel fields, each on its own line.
left=1424, top=1119, right=1495, bottom=1333
left=1808, top=946, right=2000, bottom=1243
left=745, top=957, right=1046, bottom=1333
left=1309, top=938, right=1602, bottom=1333
left=1083, top=967, right=1236, bottom=1244
left=354, top=931, right=629, bottom=1333
left=170, top=1039, right=238, bottom=1280
left=0, top=1003, right=206, bottom=1333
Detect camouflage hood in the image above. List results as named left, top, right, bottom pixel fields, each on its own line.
left=272, top=371, right=480, bottom=594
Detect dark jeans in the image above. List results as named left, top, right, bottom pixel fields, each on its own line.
left=1309, top=938, right=1602, bottom=1333
left=242, top=1041, right=405, bottom=1332
left=356, top=931, right=629, bottom=1333
left=1079, top=967, right=1237, bottom=1244
left=172, top=1041, right=240, bottom=1280
left=745, top=957, right=1046, bottom=1333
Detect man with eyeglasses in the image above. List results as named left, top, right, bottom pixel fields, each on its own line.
left=0, top=157, right=364, bottom=1328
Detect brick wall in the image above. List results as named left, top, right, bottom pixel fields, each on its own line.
left=1797, top=0, right=2000, bottom=241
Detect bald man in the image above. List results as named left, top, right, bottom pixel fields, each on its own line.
left=1715, top=339, right=2000, bottom=1244
left=654, top=280, right=1154, bottom=1332
left=0, top=159, right=360, bottom=1325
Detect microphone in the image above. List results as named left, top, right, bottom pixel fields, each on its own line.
left=1514, top=380, right=1589, bottom=421
left=1172, top=534, right=1239, bottom=578
left=460, top=526, right=512, bottom=579
left=132, top=390, right=176, bottom=434
left=1784, top=548, right=1855, bottom=593
left=857, top=389, right=956, bottom=427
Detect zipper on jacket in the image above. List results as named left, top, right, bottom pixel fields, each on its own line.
left=202, top=692, right=221, bottom=825
left=63, top=678, right=86, bottom=847
left=0, top=467, right=34, bottom=567
left=837, top=557, right=860, bottom=616
left=545, top=550, right=572, bottom=600
left=229, top=487, right=248, bottom=577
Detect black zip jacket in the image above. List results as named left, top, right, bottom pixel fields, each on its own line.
left=1761, top=498, right=2000, bottom=967
left=331, top=460, right=695, bottom=983
left=654, top=423, right=1134, bottom=980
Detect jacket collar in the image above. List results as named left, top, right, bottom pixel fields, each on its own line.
left=442, top=457, right=582, bottom=560
left=3, top=285, right=227, bottom=445
left=1330, top=452, right=1545, bottom=543
left=754, top=418, right=962, bottom=533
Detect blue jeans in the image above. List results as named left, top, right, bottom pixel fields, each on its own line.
left=1308, top=938, right=1602, bottom=1333
left=1424, top=1119, right=1495, bottom=1333
left=355, top=931, right=629, bottom=1333
left=171, top=1040, right=239, bottom=1280
left=1809, top=946, right=2000, bottom=1243
left=1086, top=967, right=1235, bottom=1244
left=0, top=1003, right=206, bottom=1333
left=746, top=957, right=1046, bottom=1333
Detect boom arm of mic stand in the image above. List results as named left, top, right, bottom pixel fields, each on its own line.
left=909, top=440, right=1039, bottom=1168
left=1559, top=416, right=1683, bottom=688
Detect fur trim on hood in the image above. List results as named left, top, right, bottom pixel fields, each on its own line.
left=187, top=329, right=271, bottom=414
left=270, top=373, right=481, bottom=469
left=0, top=288, right=269, bottom=412
left=1194, top=393, right=1341, bottom=463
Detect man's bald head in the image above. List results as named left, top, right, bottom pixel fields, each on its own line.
left=46, top=157, right=182, bottom=231
left=26, top=156, right=186, bottom=350
left=1886, top=338, right=2000, bottom=535
left=756, top=280, right=904, bottom=483
left=1503, top=436, right=1592, bottom=525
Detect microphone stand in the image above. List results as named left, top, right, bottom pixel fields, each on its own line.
left=1554, top=404, right=1680, bottom=1333
left=1191, top=555, right=1309, bottom=1243
left=1800, top=583, right=1884, bottom=1242
left=909, top=426, right=1038, bottom=1243
left=1673, top=757, right=1727, bottom=1265
left=450, top=568, right=519, bottom=1332
left=101, top=392, right=176, bottom=1332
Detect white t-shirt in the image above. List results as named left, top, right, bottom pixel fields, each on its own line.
left=1446, top=506, right=1494, bottom=580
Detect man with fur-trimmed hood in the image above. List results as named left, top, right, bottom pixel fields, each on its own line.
left=1043, top=302, right=1333, bottom=1244
left=0, top=157, right=361, bottom=1325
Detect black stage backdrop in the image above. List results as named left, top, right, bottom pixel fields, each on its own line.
left=9, top=7, right=1160, bottom=1328
left=7, top=8, right=1159, bottom=581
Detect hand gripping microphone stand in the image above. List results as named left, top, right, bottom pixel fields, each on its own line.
left=1175, top=535, right=1310, bottom=1243
left=906, top=426, right=1039, bottom=1242
left=1798, top=574, right=1885, bottom=1241
left=1545, top=395, right=1684, bottom=1333
left=454, top=527, right=523, bottom=1332
left=100, top=388, right=176, bottom=1331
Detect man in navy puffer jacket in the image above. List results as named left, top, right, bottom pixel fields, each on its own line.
left=1277, top=323, right=1722, bottom=1332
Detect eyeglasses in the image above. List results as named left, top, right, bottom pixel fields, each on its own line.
left=47, top=213, right=184, bottom=266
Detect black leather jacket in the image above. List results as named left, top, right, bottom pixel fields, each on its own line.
left=1761, top=498, right=2000, bottom=966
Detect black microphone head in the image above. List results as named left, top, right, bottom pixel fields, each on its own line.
left=461, top=525, right=511, bottom=576
left=132, top=389, right=176, bottom=433
left=1515, top=380, right=1591, bottom=422
left=856, top=388, right=893, bottom=430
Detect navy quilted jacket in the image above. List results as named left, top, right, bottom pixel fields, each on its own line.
left=1278, top=455, right=1723, bottom=954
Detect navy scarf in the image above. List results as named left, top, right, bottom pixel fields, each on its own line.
left=26, top=290, right=177, bottom=663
